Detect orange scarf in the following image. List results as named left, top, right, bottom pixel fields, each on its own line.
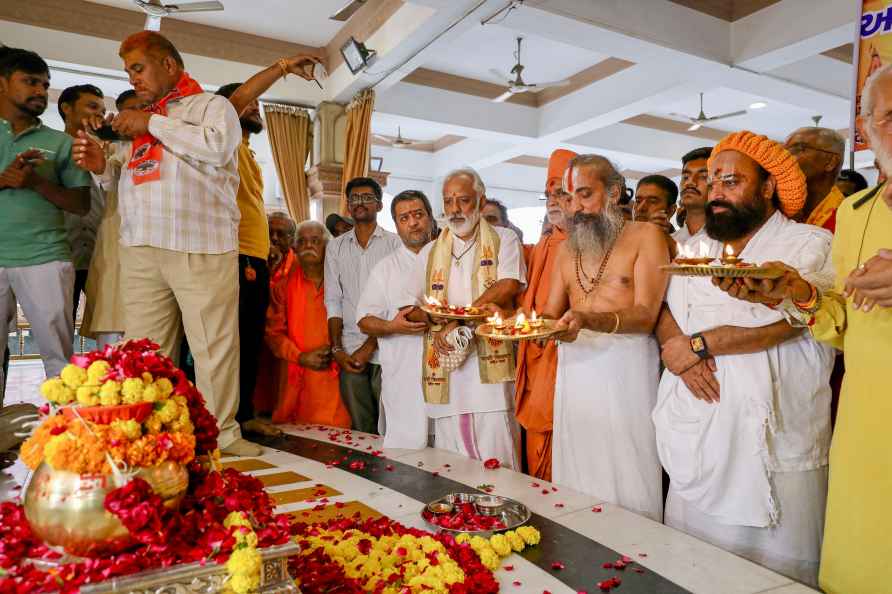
left=805, top=186, right=845, bottom=233
left=128, top=72, right=204, bottom=185
left=285, top=265, right=338, bottom=387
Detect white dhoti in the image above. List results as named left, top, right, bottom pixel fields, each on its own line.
left=553, top=331, right=662, bottom=521
left=666, top=467, right=827, bottom=588
left=433, top=411, right=520, bottom=470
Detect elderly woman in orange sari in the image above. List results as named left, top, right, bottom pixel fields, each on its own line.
left=265, top=221, right=351, bottom=427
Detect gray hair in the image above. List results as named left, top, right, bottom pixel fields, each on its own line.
left=443, top=167, right=486, bottom=199
left=788, top=126, right=846, bottom=157
left=295, top=219, right=330, bottom=241
left=567, top=154, right=626, bottom=201
left=268, top=211, right=296, bottom=235
left=862, top=63, right=892, bottom=119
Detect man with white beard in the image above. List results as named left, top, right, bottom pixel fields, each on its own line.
left=542, top=154, right=669, bottom=521
left=403, top=168, right=525, bottom=467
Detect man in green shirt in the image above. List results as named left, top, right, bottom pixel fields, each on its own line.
left=0, top=48, right=90, bottom=405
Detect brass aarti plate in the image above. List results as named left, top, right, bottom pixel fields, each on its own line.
left=420, top=304, right=489, bottom=321
left=476, top=320, right=560, bottom=342
left=661, top=264, right=785, bottom=280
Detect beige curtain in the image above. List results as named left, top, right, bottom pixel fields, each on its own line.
left=263, top=103, right=313, bottom=222
left=340, top=88, right=376, bottom=215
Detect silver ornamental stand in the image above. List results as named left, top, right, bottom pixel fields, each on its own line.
left=76, top=542, right=301, bottom=594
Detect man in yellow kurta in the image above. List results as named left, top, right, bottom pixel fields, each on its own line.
left=715, top=64, right=892, bottom=594
left=514, top=148, right=575, bottom=480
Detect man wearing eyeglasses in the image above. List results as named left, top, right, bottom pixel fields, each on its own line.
left=784, top=127, right=845, bottom=232
left=325, top=177, right=401, bottom=434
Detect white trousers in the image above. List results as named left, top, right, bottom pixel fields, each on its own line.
left=666, top=467, right=828, bottom=588
left=0, top=261, right=74, bottom=406
left=434, top=411, right=520, bottom=470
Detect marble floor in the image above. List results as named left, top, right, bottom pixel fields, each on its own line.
left=2, top=362, right=819, bottom=594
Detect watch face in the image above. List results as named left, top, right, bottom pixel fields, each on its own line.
left=691, top=336, right=705, bottom=352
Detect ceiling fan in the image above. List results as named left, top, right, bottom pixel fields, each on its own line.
left=372, top=127, right=418, bottom=149
left=330, top=0, right=366, bottom=21
left=133, top=0, right=225, bottom=31
left=489, top=37, right=571, bottom=103
left=670, top=92, right=747, bottom=131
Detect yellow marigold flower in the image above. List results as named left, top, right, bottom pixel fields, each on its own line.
left=454, top=533, right=470, bottom=545
left=142, top=383, right=162, bottom=403
left=111, top=419, right=142, bottom=440
left=99, top=380, right=122, bottom=406
left=469, top=535, right=489, bottom=551
left=121, top=378, right=145, bottom=404
left=155, top=377, right=174, bottom=398
left=489, top=534, right=511, bottom=557
left=478, top=547, right=501, bottom=571
left=516, top=525, right=541, bottom=546
left=43, top=434, right=70, bottom=470
left=155, top=399, right=179, bottom=424
left=224, top=511, right=252, bottom=529
left=228, top=572, right=260, bottom=594
left=86, top=360, right=111, bottom=384
left=60, top=364, right=87, bottom=389
left=144, top=413, right=163, bottom=434
left=76, top=385, right=100, bottom=406
left=141, top=372, right=153, bottom=384
left=505, top=530, right=524, bottom=552
left=40, top=378, right=75, bottom=404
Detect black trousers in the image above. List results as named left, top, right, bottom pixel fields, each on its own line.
left=237, top=255, right=270, bottom=422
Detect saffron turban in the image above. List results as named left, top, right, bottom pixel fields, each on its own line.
left=546, top=149, right=578, bottom=194
left=709, top=130, right=807, bottom=217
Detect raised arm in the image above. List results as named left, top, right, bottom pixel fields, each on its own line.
left=227, top=54, right=322, bottom=117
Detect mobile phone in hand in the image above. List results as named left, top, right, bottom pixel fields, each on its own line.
left=94, top=124, right=124, bottom=142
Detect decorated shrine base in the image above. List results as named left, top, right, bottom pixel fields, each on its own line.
left=0, top=422, right=818, bottom=594
left=231, top=425, right=817, bottom=594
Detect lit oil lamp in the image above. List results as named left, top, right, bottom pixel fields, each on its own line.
left=722, top=244, right=741, bottom=265
left=529, top=310, right=544, bottom=329
left=487, top=311, right=508, bottom=333
left=514, top=312, right=532, bottom=334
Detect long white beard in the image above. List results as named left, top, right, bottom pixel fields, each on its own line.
left=567, top=204, right=624, bottom=259
left=447, top=208, right=481, bottom=237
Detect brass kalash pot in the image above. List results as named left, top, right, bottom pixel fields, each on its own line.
left=24, top=461, right=188, bottom=557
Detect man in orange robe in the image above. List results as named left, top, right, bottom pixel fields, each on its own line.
left=252, top=213, right=296, bottom=416
left=784, top=127, right=846, bottom=232
left=265, top=221, right=351, bottom=427
left=514, top=148, right=576, bottom=480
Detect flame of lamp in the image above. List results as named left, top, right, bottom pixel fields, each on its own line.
left=24, top=461, right=188, bottom=557
left=529, top=311, right=544, bottom=329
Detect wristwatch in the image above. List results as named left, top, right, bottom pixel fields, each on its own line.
left=690, top=333, right=710, bottom=360
left=331, top=346, right=345, bottom=354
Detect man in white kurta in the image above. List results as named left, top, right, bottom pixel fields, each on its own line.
left=403, top=169, right=525, bottom=469
left=357, top=191, right=435, bottom=450
left=653, top=132, right=834, bottom=587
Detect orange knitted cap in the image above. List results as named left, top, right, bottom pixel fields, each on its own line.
left=708, top=130, right=807, bottom=217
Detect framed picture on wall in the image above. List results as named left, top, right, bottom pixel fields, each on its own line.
left=371, top=156, right=383, bottom=172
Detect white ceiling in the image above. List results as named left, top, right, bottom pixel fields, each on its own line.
left=654, top=87, right=850, bottom=141
left=421, top=23, right=608, bottom=87
left=84, top=0, right=346, bottom=46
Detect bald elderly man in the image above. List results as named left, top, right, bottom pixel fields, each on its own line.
left=784, top=127, right=846, bottom=232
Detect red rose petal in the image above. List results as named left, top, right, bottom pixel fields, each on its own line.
left=551, top=561, right=565, bottom=570
left=602, top=562, right=613, bottom=568
left=503, top=564, right=514, bottom=571
left=638, top=553, right=647, bottom=558
left=512, top=580, right=522, bottom=587
left=531, top=482, right=540, bottom=488
left=483, top=458, right=501, bottom=470
left=541, top=489, right=550, bottom=495
left=385, top=464, right=395, bottom=471
left=554, top=503, right=565, bottom=508
left=592, top=506, right=602, bottom=513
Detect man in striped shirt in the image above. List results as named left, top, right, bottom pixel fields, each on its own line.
left=73, top=32, right=254, bottom=456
